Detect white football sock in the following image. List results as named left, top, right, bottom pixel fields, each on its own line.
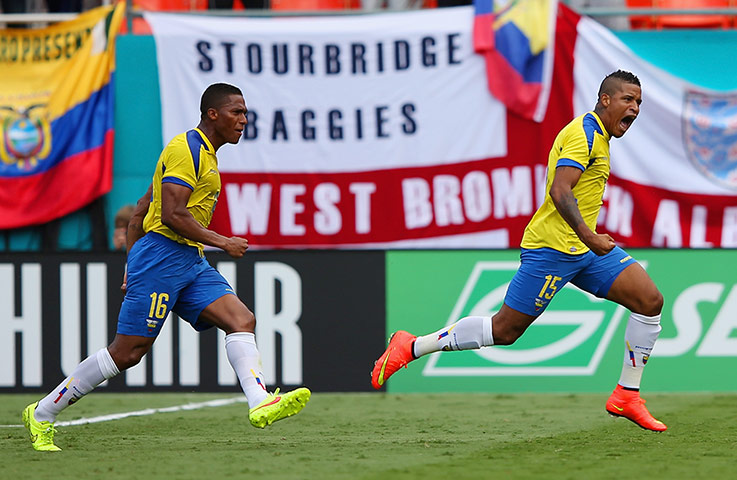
left=34, top=348, right=120, bottom=423
left=225, top=332, right=269, bottom=409
left=413, top=316, right=494, bottom=358
left=618, top=313, right=661, bottom=389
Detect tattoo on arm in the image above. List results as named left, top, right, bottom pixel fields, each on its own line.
left=554, top=190, right=588, bottom=237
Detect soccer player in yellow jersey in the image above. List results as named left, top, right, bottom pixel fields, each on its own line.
left=22, top=84, right=310, bottom=452
left=372, top=71, right=667, bottom=432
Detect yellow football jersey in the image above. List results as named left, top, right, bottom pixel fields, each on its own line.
left=143, top=128, right=221, bottom=254
left=521, top=112, right=611, bottom=254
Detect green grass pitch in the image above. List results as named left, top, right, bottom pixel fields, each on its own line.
left=2, top=392, right=736, bottom=479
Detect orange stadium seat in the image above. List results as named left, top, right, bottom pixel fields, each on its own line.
left=269, top=0, right=438, bottom=10
left=270, top=0, right=360, bottom=9
left=626, top=0, right=659, bottom=29
left=134, top=0, right=208, bottom=10
left=121, top=0, right=362, bottom=34
left=120, top=0, right=208, bottom=35
left=655, top=0, right=733, bottom=29
left=627, top=0, right=735, bottom=29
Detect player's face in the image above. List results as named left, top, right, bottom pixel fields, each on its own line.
left=602, top=83, right=641, bottom=138
left=214, top=94, right=248, bottom=144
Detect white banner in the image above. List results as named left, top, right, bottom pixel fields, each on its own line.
left=573, top=16, right=737, bottom=196
left=147, top=5, right=737, bottom=249
left=573, top=16, right=737, bottom=249
left=147, top=8, right=506, bottom=174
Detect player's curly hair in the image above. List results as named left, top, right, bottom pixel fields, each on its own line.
left=597, top=70, right=640, bottom=99
left=200, top=83, right=243, bottom=119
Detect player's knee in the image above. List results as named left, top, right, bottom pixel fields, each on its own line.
left=108, top=337, right=152, bottom=371
left=244, top=309, right=256, bottom=331
left=231, top=307, right=256, bottom=333
left=638, top=289, right=664, bottom=316
left=110, top=349, right=146, bottom=371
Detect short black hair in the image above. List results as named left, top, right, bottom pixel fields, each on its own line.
left=200, top=83, right=243, bottom=118
left=597, top=70, right=640, bottom=99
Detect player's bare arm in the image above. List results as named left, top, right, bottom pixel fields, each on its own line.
left=120, top=183, right=154, bottom=292
left=549, top=165, right=615, bottom=256
left=160, top=182, right=248, bottom=258
left=126, top=183, right=153, bottom=254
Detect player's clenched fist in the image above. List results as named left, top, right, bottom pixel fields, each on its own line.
left=224, top=236, right=249, bottom=258
left=588, top=233, right=616, bottom=256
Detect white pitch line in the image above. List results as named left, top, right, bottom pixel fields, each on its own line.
left=0, top=396, right=248, bottom=428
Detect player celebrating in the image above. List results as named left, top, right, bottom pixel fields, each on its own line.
left=371, top=70, right=667, bottom=432
left=23, top=83, right=311, bottom=452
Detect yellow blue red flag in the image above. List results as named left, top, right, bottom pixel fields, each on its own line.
left=474, top=0, right=558, bottom=122
left=0, top=3, right=125, bottom=229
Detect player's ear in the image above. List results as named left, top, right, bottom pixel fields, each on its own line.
left=601, top=93, right=610, bottom=108
left=206, top=107, right=218, bottom=121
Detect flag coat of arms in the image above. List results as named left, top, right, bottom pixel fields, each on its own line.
left=0, top=3, right=125, bottom=229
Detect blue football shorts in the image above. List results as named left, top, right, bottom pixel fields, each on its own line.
left=503, top=246, right=638, bottom=317
left=117, top=232, right=236, bottom=337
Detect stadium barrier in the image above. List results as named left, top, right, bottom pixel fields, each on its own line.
left=0, top=250, right=385, bottom=393
left=2, top=249, right=736, bottom=394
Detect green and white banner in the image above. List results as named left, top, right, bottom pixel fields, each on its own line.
left=386, top=250, right=737, bottom=393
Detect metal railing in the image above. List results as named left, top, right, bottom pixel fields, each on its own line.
left=2, top=4, right=737, bottom=27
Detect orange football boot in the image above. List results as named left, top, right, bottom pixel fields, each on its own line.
left=371, top=331, right=417, bottom=389
left=606, top=385, right=667, bottom=432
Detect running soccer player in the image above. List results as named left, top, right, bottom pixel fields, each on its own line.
left=371, top=70, right=667, bottom=432
left=23, top=83, right=311, bottom=452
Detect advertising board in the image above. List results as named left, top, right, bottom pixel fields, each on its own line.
left=386, top=250, right=737, bottom=392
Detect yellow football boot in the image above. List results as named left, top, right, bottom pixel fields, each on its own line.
left=249, top=387, right=311, bottom=429
left=22, top=402, right=62, bottom=451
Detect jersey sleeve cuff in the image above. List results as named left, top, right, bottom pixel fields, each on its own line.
left=556, top=158, right=585, bottom=171
left=162, top=176, right=194, bottom=191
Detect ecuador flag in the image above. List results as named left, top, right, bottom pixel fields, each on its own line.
left=473, top=0, right=558, bottom=122
left=0, top=3, right=125, bottom=229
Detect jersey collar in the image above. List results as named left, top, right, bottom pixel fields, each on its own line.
left=589, top=111, right=611, bottom=142
left=192, top=127, right=216, bottom=153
